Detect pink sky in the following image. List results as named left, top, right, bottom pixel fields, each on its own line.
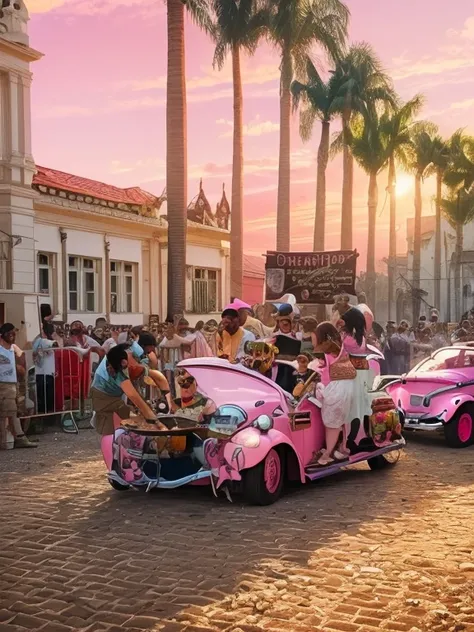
left=28, top=0, right=474, bottom=270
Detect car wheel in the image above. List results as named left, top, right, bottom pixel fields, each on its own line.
left=368, top=449, right=401, bottom=471
left=109, top=479, right=130, bottom=491
left=242, top=448, right=284, bottom=506
left=444, top=406, right=474, bottom=448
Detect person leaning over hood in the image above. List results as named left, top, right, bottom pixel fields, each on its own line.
left=91, top=344, right=166, bottom=436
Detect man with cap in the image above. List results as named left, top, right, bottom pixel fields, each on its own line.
left=217, top=304, right=256, bottom=362
left=232, top=299, right=274, bottom=340
left=0, top=323, right=36, bottom=448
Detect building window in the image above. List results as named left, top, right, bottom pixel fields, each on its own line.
left=0, top=238, right=11, bottom=290
left=192, top=268, right=219, bottom=313
left=37, top=252, right=52, bottom=294
left=110, top=261, right=138, bottom=313
left=68, top=256, right=100, bottom=312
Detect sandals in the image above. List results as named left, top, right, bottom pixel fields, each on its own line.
left=333, top=450, right=350, bottom=461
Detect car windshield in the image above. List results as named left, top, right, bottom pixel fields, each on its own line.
left=413, top=347, right=474, bottom=373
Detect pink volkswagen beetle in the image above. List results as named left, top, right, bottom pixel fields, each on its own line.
left=102, top=357, right=404, bottom=505
left=384, top=345, right=474, bottom=448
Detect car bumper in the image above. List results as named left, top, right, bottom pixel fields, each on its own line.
left=108, top=468, right=211, bottom=490
left=404, top=418, right=444, bottom=432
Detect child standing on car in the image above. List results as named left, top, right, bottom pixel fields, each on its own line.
left=313, top=322, right=356, bottom=466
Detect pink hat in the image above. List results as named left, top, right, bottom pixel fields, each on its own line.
left=227, top=299, right=252, bottom=311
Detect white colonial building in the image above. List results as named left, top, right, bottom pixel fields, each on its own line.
left=406, top=215, right=474, bottom=322
left=0, top=2, right=230, bottom=345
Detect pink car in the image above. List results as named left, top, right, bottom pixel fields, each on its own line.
left=102, top=357, right=404, bottom=505
left=384, top=345, right=474, bottom=448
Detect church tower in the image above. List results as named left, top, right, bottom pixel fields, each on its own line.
left=0, top=0, right=42, bottom=338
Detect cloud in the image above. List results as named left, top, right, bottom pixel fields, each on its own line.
left=450, top=98, right=474, bottom=111
left=28, top=0, right=67, bottom=12
left=447, top=16, right=474, bottom=41
left=108, top=149, right=314, bottom=191
left=391, top=18, right=474, bottom=83
left=217, top=115, right=279, bottom=138
left=28, top=0, right=159, bottom=15
left=34, top=86, right=276, bottom=120
left=119, top=63, right=280, bottom=93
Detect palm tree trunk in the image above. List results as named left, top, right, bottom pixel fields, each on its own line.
left=276, top=50, right=292, bottom=252
left=366, top=172, right=378, bottom=310
left=230, top=43, right=243, bottom=299
left=341, top=110, right=353, bottom=251
left=434, top=168, right=442, bottom=310
left=166, top=0, right=187, bottom=321
left=388, top=155, right=397, bottom=321
left=455, top=210, right=463, bottom=321
left=313, top=120, right=329, bottom=251
left=412, top=173, right=422, bottom=323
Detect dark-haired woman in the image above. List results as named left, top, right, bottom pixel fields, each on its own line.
left=338, top=308, right=373, bottom=424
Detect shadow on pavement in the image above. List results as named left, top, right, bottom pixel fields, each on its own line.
left=1, top=430, right=473, bottom=631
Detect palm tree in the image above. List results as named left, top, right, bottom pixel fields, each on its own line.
left=425, top=135, right=450, bottom=309
left=267, top=0, right=349, bottom=251
left=213, top=0, right=267, bottom=300
left=381, top=95, right=424, bottom=319
left=441, top=189, right=474, bottom=320
left=408, top=123, right=438, bottom=323
left=443, top=132, right=474, bottom=320
left=166, top=0, right=211, bottom=321
left=444, top=130, right=474, bottom=191
left=330, top=43, right=395, bottom=250
left=349, top=111, right=389, bottom=308
left=291, top=59, right=340, bottom=251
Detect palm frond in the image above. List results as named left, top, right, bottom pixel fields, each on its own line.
left=211, top=0, right=268, bottom=67
left=441, top=189, right=474, bottom=229
left=185, top=0, right=213, bottom=33
left=330, top=129, right=345, bottom=159
left=299, top=106, right=318, bottom=142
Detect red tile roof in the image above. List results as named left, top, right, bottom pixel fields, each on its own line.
left=244, top=254, right=265, bottom=279
left=33, top=165, right=158, bottom=207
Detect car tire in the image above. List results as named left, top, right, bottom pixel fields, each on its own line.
left=109, top=479, right=130, bottom=491
left=444, top=405, right=474, bottom=448
left=368, top=449, right=401, bottom=471
left=242, top=448, right=284, bottom=506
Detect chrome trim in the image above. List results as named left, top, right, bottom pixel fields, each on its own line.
left=107, top=469, right=211, bottom=490
left=404, top=420, right=444, bottom=431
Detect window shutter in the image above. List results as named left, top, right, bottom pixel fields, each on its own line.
left=185, top=266, right=193, bottom=312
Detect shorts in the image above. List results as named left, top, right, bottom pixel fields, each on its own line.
left=91, top=387, right=132, bottom=436
left=0, top=383, right=19, bottom=420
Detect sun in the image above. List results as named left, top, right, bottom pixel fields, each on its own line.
left=395, top=173, right=413, bottom=198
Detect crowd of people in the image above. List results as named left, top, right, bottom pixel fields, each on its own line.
left=1, top=294, right=473, bottom=460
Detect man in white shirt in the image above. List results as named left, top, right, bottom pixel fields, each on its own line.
left=33, top=321, right=57, bottom=415
left=0, top=323, right=36, bottom=448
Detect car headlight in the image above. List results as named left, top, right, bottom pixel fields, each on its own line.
left=254, top=414, right=273, bottom=432
left=232, top=428, right=260, bottom=448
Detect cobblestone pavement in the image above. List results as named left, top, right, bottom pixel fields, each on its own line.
left=1, top=429, right=474, bottom=632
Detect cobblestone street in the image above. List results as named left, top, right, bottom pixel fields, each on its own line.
left=1, top=430, right=474, bottom=632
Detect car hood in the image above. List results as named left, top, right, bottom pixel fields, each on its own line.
left=405, top=369, right=468, bottom=384
left=177, top=357, right=290, bottom=411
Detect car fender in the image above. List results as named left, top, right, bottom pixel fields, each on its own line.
left=229, top=428, right=305, bottom=482
left=101, top=433, right=114, bottom=470
left=444, top=393, right=474, bottom=422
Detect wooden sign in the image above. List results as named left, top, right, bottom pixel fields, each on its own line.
left=265, top=250, right=358, bottom=305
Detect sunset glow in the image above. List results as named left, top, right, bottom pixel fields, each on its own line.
left=27, top=1, right=474, bottom=269
left=396, top=174, right=414, bottom=198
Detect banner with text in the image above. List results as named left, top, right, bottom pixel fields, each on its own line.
left=265, top=250, right=358, bottom=305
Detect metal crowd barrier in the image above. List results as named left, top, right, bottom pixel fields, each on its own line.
left=21, top=346, right=100, bottom=434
